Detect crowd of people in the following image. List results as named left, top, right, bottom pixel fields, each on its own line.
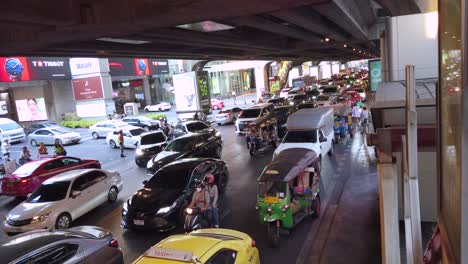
left=1, top=138, right=68, bottom=165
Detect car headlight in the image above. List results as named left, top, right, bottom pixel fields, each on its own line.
left=135, top=148, right=144, bottom=155
left=123, top=198, right=131, bottom=212
left=156, top=202, right=177, bottom=215
left=289, top=102, right=294, bottom=105
left=31, top=213, right=50, bottom=224
left=215, top=131, right=221, bottom=137
left=147, top=159, right=154, bottom=169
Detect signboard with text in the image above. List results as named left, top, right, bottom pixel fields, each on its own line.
left=70, top=58, right=101, bottom=76
left=72, top=76, right=104, bottom=100
left=0, top=57, right=70, bottom=82
left=109, top=58, right=169, bottom=76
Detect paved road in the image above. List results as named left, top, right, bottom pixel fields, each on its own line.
left=0, top=110, right=374, bottom=263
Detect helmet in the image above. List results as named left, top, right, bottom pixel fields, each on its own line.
left=206, top=174, right=215, bottom=184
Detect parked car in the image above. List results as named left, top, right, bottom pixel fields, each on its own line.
left=288, top=94, right=309, bottom=106
left=0, top=226, right=124, bottom=264
left=24, top=121, right=58, bottom=135
left=172, top=120, right=220, bottom=139
left=305, top=89, right=320, bottom=100
left=89, top=120, right=128, bottom=139
left=235, top=103, right=274, bottom=134
left=214, top=107, right=243, bottom=125
left=297, top=101, right=317, bottom=109
left=1, top=156, right=101, bottom=197
left=121, top=116, right=160, bottom=131
left=211, top=98, right=225, bottom=110
left=133, top=229, right=258, bottom=264
left=3, top=169, right=123, bottom=234
left=135, top=131, right=168, bottom=167
left=144, top=101, right=171, bottom=112
left=321, top=85, right=341, bottom=96
left=106, top=126, right=144, bottom=149
left=146, top=132, right=223, bottom=175
left=0, top=118, right=26, bottom=143
left=28, top=127, right=81, bottom=146
left=123, top=158, right=228, bottom=231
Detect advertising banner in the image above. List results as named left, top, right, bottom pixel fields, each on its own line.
left=0, top=57, right=70, bottom=82
left=70, top=58, right=101, bottom=76
left=0, top=101, right=8, bottom=115
left=109, top=57, right=169, bottom=76
left=196, top=71, right=211, bottom=113
left=149, top=59, right=170, bottom=74
left=72, top=76, right=104, bottom=101
left=173, top=72, right=198, bottom=112
left=16, top=98, right=48, bottom=121
left=369, top=59, right=382, bottom=92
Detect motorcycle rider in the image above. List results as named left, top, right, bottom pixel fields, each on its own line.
left=188, top=181, right=210, bottom=213
left=205, top=174, right=220, bottom=228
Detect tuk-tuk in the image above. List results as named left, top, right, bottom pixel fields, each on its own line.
left=245, top=116, right=279, bottom=156
left=256, top=148, right=321, bottom=247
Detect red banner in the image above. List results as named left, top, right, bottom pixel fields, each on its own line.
left=72, top=76, right=104, bottom=100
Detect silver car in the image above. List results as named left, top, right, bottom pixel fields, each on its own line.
left=215, top=107, right=243, bottom=125
left=89, top=120, right=127, bottom=139
left=28, top=126, right=81, bottom=146
left=0, top=226, right=124, bottom=264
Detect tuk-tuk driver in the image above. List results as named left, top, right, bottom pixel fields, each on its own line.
left=246, top=125, right=260, bottom=148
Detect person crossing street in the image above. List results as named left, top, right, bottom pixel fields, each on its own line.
left=118, top=130, right=125, bottom=158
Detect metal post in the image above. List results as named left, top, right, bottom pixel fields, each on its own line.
left=402, top=135, right=413, bottom=263
left=405, top=65, right=423, bottom=263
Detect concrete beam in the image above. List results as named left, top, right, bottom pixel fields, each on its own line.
left=373, top=0, right=421, bottom=16
left=314, top=0, right=370, bottom=41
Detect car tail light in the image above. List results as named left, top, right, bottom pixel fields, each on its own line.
left=108, top=238, right=119, bottom=248
left=20, top=179, right=28, bottom=184
left=251, top=240, right=256, bottom=247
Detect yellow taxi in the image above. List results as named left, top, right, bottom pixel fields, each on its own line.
left=133, top=228, right=260, bottom=264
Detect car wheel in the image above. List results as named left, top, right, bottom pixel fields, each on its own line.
left=92, top=132, right=99, bottom=139
left=144, top=108, right=149, bottom=112
left=158, top=108, right=162, bottom=112
left=30, top=139, right=38, bottom=147
left=135, top=158, right=145, bottom=167
left=109, top=140, right=117, bottom=148
left=108, top=186, right=118, bottom=203
left=215, top=145, right=222, bottom=159
left=213, top=105, right=218, bottom=110
left=55, top=213, right=72, bottom=229
left=328, top=141, right=335, bottom=156
left=217, top=123, right=222, bottom=126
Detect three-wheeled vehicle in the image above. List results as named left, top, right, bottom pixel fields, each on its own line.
left=331, top=104, right=352, bottom=141
left=245, top=116, right=279, bottom=156
left=256, top=148, right=321, bottom=247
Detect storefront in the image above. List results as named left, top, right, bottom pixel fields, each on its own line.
left=207, top=62, right=256, bottom=98
left=0, top=57, right=73, bottom=123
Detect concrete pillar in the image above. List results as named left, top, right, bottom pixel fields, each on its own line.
left=142, top=77, right=151, bottom=106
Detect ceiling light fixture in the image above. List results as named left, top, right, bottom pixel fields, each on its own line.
left=96, top=38, right=150, bottom=45
left=343, top=44, right=348, bottom=48
left=177, top=21, right=235, bottom=32
left=324, top=38, right=330, bottom=42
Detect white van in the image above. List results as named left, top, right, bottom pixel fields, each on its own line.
left=235, top=103, right=274, bottom=134
left=274, top=108, right=334, bottom=169
left=0, top=118, right=26, bottom=143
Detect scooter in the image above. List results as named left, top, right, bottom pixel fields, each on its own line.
left=183, top=207, right=210, bottom=231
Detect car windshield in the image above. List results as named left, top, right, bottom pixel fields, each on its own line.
left=323, top=87, right=338, bottom=93
left=239, top=109, right=261, bottom=118
left=146, top=167, right=190, bottom=189
left=283, top=130, right=317, bottom=143
left=138, top=116, right=152, bottom=121
left=130, top=128, right=144, bottom=136
left=186, top=122, right=209, bottom=132
left=141, top=133, right=166, bottom=145
left=317, top=96, right=329, bottom=101
left=51, top=127, right=71, bottom=134
left=0, top=122, right=21, bottom=131
left=293, top=95, right=307, bottom=100
left=166, top=137, right=195, bottom=152
left=13, top=162, right=42, bottom=175
left=26, top=181, right=70, bottom=203
left=259, top=181, right=287, bottom=198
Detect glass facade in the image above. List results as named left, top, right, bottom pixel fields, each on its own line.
left=439, top=0, right=464, bottom=262
left=209, top=69, right=255, bottom=99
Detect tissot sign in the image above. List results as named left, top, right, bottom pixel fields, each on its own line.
left=109, top=58, right=169, bottom=76
left=0, top=57, right=70, bottom=82
left=72, top=76, right=104, bottom=101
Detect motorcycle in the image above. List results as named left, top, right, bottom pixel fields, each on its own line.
left=183, top=207, right=210, bottom=231
left=245, top=119, right=279, bottom=156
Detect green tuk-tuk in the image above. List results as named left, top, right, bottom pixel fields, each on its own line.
left=256, top=148, right=321, bottom=247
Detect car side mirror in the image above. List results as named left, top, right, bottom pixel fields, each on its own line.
left=71, top=190, right=81, bottom=198
left=137, top=120, right=141, bottom=124
left=319, top=137, right=327, bottom=143
left=142, top=180, right=148, bottom=185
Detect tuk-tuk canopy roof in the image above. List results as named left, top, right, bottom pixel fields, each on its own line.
left=286, top=107, right=334, bottom=130
left=330, top=104, right=352, bottom=116
left=258, top=148, right=318, bottom=182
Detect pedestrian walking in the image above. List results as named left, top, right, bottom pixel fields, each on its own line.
left=118, top=130, right=125, bottom=158
left=1, top=139, right=10, bottom=161
left=360, top=106, right=370, bottom=134
left=351, top=103, right=362, bottom=131
left=54, top=139, right=67, bottom=156
left=232, top=90, right=236, bottom=105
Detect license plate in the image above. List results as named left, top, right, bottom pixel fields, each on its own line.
left=264, top=196, right=278, bottom=204
left=134, top=219, right=144, bottom=226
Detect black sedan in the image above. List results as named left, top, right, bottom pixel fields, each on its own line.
left=172, top=120, right=220, bottom=139
left=135, top=131, right=168, bottom=167
left=122, top=158, right=229, bottom=231
left=146, top=132, right=223, bottom=175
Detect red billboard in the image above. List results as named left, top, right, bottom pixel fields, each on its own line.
left=109, top=58, right=169, bottom=76
left=0, top=57, right=70, bottom=82
left=72, top=76, right=104, bottom=101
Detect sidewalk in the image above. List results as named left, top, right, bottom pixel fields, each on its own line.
left=221, top=93, right=257, bottom=108
left=300, top=133, right=381, bottom=264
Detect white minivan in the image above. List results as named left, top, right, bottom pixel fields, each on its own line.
left=274, top=108, right=334, bottom=170
left=235, top=103, right=274, bottom=134
left=0, top=118, right=26, bottom=143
